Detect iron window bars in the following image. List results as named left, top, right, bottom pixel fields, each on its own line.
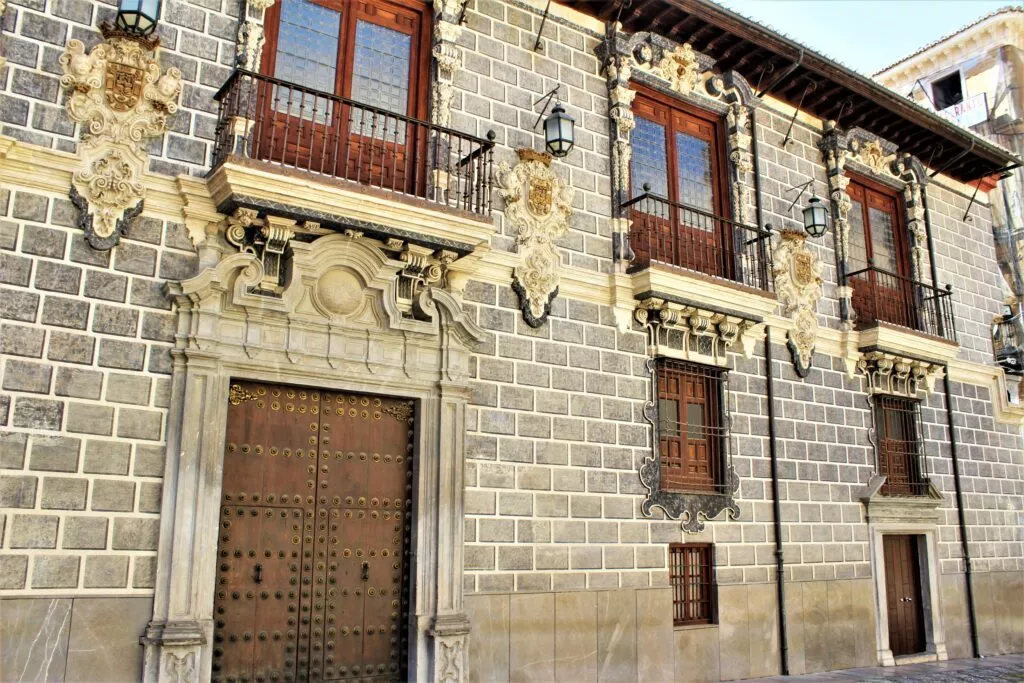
left=669, top=543, right=716, bottom=626
left=874, top=395, right=930, bottom=497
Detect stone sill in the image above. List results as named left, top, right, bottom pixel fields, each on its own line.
left=857, top=322, right=960, bottom=366
left=673, top=623, right=719, bottom=633
left=207, top=158, right=495, bottom=254
left=632, top=263, right=778, bottom=322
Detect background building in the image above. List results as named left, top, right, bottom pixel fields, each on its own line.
left=0, top=0, right=1022, bottom=681
left=876, top=6, right=1024, bottom=389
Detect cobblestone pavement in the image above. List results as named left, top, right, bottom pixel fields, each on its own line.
left=743, top=654, right=1024, bottom=682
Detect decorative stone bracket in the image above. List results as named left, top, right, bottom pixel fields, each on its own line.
left=634, top=297, right=762, bottom=366
left=497, top=149, right=573, bottom=328
left=772, top=229, right=824, bottom=377
left=857, top=350, right=944, bottom=397
left=235, top=0, right=276, bottom=71
left=59, top=24, right=182, bottom=250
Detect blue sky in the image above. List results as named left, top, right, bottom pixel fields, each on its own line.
left=714, top=1, right=1021, bottom=75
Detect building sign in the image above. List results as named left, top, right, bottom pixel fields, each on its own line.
left=937, top=92, right=989, bottom=129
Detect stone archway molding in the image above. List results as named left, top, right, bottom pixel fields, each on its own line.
left=142, top=226, right=485, bottom=683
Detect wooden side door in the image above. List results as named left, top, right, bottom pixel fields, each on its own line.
left=883, top=535, right=926, bottom=656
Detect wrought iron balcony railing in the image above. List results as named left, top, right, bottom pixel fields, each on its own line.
left=622, top=192, right=772, bottom=292
left=993, top=313, right=1024, bottom=375
left=846, top=263, right=957, bottom=343
left=213, top=70, right=495, bottom=215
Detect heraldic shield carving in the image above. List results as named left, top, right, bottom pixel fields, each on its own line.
left=497, top=149, right=574, bottom=327
left=772, top=230, right=824, bottom=377
left=59, top=25, right=182, bottom=250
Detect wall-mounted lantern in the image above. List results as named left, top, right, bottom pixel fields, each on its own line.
left=534, top=87, right=575, bottom=159
left=115, top=0, right=162, bottom=37
left=802, top=194, right=829, bottom=238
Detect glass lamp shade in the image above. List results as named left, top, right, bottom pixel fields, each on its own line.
left=115, top=0, right=161, bottom=36
left=544, top=103, right=575, bottom=158
left=802, top=195, right=829, bottom=238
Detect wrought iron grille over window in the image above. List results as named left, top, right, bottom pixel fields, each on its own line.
left=657, top=359, right=727, bottom=494
left=993, top=313, right=1024, bottom=376
left=669, top=543, right=715, bottom=626
left=875, top=396, right=929, bottom=497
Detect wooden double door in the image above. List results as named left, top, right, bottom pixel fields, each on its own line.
left=212, top=381, right=415, bottom=683
left=883, top=535, right=926, bottom=657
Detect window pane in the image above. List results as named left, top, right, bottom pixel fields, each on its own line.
left=848, top=198, right=868, bottom=273
left=273, top=0, right=341, bottom=122
left=631, top=116, right=669, bottom=199
left=685, top=402, right=704, bottom=441
left=868, top=206, right=899, bottom=273
left=659, top=398, right=680, bottom=437
left=349, top=20, right=412, bottom=141
left=675, top=131, right=714, bottom=213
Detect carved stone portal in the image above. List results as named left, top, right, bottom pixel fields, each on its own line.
left=59, top=25, right=182, bottom=249
left=773, top=229, right=824, bottom=377
left=497, top=149, right=573, bottom=327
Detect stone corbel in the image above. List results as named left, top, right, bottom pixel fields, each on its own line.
left=430, top=0, right=467, bottom=128
left=235, top=0, right=276, bottom=71
left=772, top=229, right=824, bottom=377
left=222, top=208, right=298, bottom=294
left=635, top=297, right=760, bottom=365
left=393, top=242, right=458, bottom=317
left=59, top=24, right=183, bottom=250
left=497, top=149, right=573, bottom=328
left=857, top=350, right=944, bottom=397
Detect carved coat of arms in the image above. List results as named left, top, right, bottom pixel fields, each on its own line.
left=496, top=149, right=574, bottom=327
left=105, top=61, right=145, bottom=112
left=772, top=230, right=824, bottom=378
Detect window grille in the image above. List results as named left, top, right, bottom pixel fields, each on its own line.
left=656, top=359, right=727, bottom=493
left=669, top=543, right=715, bottom=626
left=875, top=395, right=928, bottom=496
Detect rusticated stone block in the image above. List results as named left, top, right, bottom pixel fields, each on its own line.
left=12, top=397, right=63, bottom=430
left=10, top=514, right=59, bottom=548
left=63, top=516, right=108, bottom=549
left=116, top=408, right=163, bottom=440
left=0, top=555, right=29, bottom=589
left=40, top=476, right=88, bottom=510
left=91, top=304, right=139, bottom=337
left=40, top=295, right=89, bottom=329
left=112, top=517, right=159, bottom=550
left=83, top=270, right=128, bottom=302
left=2, top=360, right=53, bottom=393
left=47, top=331, right=95, bottom=364
left=0, top=475, right=38, bottom=507
left=54, top=367, right=103, bottom=399
left=105, top=373, right=152, bottom=405
left=32, top=555, right=81, bottom=588
left=92, top=479, right=136, bottom=512
left=29, top=435, right=81, bottom=472
left=66, top=403, right=115, bottom=436
left=1, top=323, right=45, bottom=358
left=83, top=555, right=129, bottom=588
left=132, top=444, right=165, bottom=477
left=0, top=431, right=29, bottom=468
left=83, top=440, right=131, bottom=475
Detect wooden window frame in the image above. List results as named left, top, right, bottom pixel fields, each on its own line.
left=845, top=173, right=912, bottom=277
left=260, top=0, right=432, bottom=121
left=630, top=86, right=731, bottom=216
left=669, top=543, right=716, bottom=626
left=656, top=359, right=727, bottom=495
left=874, top=395, right=927, bottom=496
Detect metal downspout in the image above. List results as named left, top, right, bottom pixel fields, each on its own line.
left=923, top=185, right=980, bottom=656
left=751, top=107, right=789, bottom=676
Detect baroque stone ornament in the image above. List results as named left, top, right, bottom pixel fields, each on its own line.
left=857, top=351, right=943, bottom=397
left=430, top=0, right=467, bottom=128
left=772, top=229, right=824, bottom=377
left=59, top=25, right=182, bottom=249
left=639, top=361, right=740, bottom=533
left=497, top=149, right=573, bottom=327
left=652, top=43, right=700, bottom=95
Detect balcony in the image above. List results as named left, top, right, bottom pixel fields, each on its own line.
left=993, top=313, right=1024, bottom=375
left=624, top=192, right=772, bottom=293
left=847, top=263, right=957, bottom=345
left=208, top=70, right=496, bottom=251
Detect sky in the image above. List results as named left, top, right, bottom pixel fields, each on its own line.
left=714, top=0, right=1021, bottom=76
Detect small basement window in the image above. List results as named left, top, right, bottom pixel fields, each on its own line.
left=931, top=72, right=963, bottom=110
left=669, top=543, right=716, bottom=625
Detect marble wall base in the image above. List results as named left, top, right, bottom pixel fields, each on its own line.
left=785, top=578, right=877, bottom=675
left=0, top=596, right=152, bottom=682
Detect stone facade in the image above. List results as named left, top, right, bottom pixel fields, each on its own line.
left=1, top=0, right=1022, bottom=681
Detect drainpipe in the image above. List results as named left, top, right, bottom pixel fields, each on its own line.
left=941, top=369, right=981, bottom=659
left=751, top=107, right=789, bottom=676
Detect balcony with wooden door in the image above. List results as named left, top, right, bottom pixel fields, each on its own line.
left=209, top=0, right=496, bottom=251
left=624, top=90, right=776, bottom=323
left=844, top=176, right=959, bottom=364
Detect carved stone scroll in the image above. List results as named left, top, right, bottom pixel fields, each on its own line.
left=772, top=229, right=824, bottom=377
left=497, top=149, right=573, bottom=327
left=59, top=25, right=182, bottom=249
left=430, top=0, right=467, bottom=128
left=857, top=350, right=943, bottom=397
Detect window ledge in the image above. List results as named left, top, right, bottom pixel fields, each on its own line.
left=858, top=322, right=959, bottom=365
left=208, top=159, right=495, bottom=254
left=858, top=475, right=944, bottom=525
left=632, top=263, right=778, bottom=323
left=673, top=623, right=718, bottom=632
